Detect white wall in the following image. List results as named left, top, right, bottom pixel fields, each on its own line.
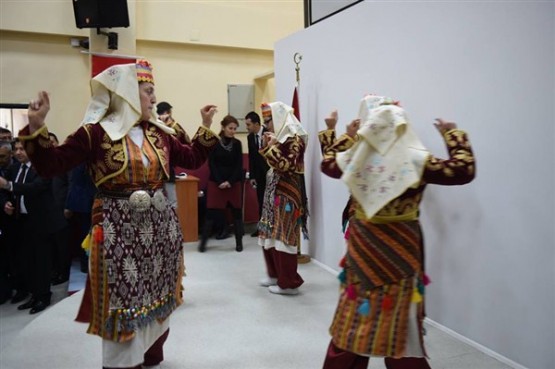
left=274, top=2, right=554, bottom=369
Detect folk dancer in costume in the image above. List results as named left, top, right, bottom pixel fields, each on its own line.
left=257, top=102, right=309, bottom=295
left=20, top=60, right=219, bottom=369
left=319, top=95, right=476, bottom=369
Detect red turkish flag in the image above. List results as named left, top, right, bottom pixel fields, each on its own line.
left=91, top=55, right=135, bottom=77
left=292, top=86, right=300, bottom=120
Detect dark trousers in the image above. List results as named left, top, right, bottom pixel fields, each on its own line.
left=18, top=216, right=51, bottom=302
left=262, top=247, right=303, bottom=289
left=51, top=225, right=71, bottom=279
left=103, top=328, right=170, bottom=369
left=322, top=340, right=432, bottom=369
left=0, top=230, right=12, bottom=300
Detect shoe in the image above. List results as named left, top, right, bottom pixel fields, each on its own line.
left=11, top=291, right=29, bottom=304
left=51, top=275, right=69, bottom=286
left=250, top=230, right=259, bottom=237
left=235, top=242, right=243, bottom=252
left=268, top=285, right=299, bottom=295
left=17, top=298, right=37, bottom=310
left=259, top=277, right=278, bottom=287
left=29, top=300, right=50, bottom=314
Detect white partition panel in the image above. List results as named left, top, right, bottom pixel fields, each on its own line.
left=274, top=2, right=554, bottom=369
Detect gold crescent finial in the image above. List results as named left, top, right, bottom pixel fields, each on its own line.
left=294, top=53, right=302, bottom=83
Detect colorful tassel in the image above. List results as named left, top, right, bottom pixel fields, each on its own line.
left=81, top=233, right=92, bottom=255
left=274, top=196, right=280, bottom=206
left=285, top=203, right=292, bottom=212
left=92, top=225, right=103, bottom=243
left=346, top=284, right=357, bottom=300
left=344, top=226, right=351, bottom=240
left=381, top=294, right=393, bottom=311
left=342, top=220, right=349, bottom=234
left=423, top=274, right=431, bottom=286
left=339, top=256, right=346, bottom=268
left=411, top=290, right=423, bottom=303
left=417, top=280, right=425, bottom=295
left=337, top=269, right=346, bottom=283
left=357, top=299, right=370, bottom=316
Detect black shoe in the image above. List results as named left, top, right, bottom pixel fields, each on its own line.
left=11, top=291, right=29, bottom=304
left=17, top=298, right=37, bottom=310
left=250, top=230, right=259, bottom=237
left=235, top=242, right=243, bottom=252
left=51, top=275, right=69, bottom=286
left=30, top=300, right=50, bottom=314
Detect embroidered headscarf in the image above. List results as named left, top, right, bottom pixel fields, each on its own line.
left=263, top=101, right=308, bottom=144
left=336, top=95, right=429, bottom=218
left=81, top=59, right=174, bottom=140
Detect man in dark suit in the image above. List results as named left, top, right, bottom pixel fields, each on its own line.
left=0, top=140, right=15, bottom=304
left=245, top=111, right=270, bottom=237
left=0, top=139, right=66, bottom=314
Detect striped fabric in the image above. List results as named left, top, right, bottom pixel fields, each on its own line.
left=329, top=277, right=416, bottom=357
left=348, top=219, right=423, bottom=290
left=329, top=215, right=426, bottom=357
left=258, top=170, right=305, bottom=247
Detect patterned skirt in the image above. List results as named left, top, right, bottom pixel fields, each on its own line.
left=329, top=218, right=427, bottom=357
left=258, top=170, right=306, bottom=247
left=80, top=194, right=185, bottom=342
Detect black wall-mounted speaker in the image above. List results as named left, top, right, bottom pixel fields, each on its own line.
left=72, top=0, right=130, bottom=29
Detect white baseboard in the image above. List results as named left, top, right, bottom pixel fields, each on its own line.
left=311, top=258, right=339, bottom=276
left=423, top=318, right=528, bottom=369
left=311, top=258, right=528, bottom=369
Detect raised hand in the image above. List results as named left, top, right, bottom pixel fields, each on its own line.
left=28, top=91, right=50, bottom=133
left=200, top=105, right=218, bottom=128
left=434, top=118, right=457, bottom=135
left=346, top=119, right=361, bottom=138
left=325, top=110, right=338, bottom=131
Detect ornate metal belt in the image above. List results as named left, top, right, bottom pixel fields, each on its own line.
left=128, top=189, right=167, bottom=212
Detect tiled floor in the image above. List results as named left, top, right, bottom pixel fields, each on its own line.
left=0, top=238, right=516, bottom=369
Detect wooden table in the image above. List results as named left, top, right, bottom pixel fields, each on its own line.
left=175, top=175, right=199, bottom=242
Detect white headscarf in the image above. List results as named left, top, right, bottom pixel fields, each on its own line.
left=81, top=63, right=174, bottom=141
left=336, top=95, right=429, bottom=219
left=268, top=101, right=308, bottom=144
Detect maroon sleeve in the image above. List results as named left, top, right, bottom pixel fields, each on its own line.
left=168, top=126, right=218, bottom=170
left=19, top=125, right=92, bottom=178
left=422, top=129, right=476, bottom=185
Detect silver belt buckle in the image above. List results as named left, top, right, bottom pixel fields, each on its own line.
left=129, top=190, right=151, bottom=212
left=151, top=190, right=167, bottom=212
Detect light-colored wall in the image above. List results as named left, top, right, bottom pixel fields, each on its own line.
left=275, top=2, right=554, bottom=369
left=0, top=31, right=91, bottom=140
left=0, top=1, right=303, bottom=142
left=137, top=41, right=274, bottom=146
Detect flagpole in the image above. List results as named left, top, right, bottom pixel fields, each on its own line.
left=293, top=52, right=311, bottom=265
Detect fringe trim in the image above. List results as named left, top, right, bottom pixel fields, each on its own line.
left=104, top=293, right=177, bottom=342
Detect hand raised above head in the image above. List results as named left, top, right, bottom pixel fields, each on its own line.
left=200, top=105, right=218, bottom=128
left=346, top=119, right=361, bottom=138
left=434, top=118, right=457, bottom=135
left=28, top=91, right=50, bottom=133
left=325, top=110, right=338, bottom=130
